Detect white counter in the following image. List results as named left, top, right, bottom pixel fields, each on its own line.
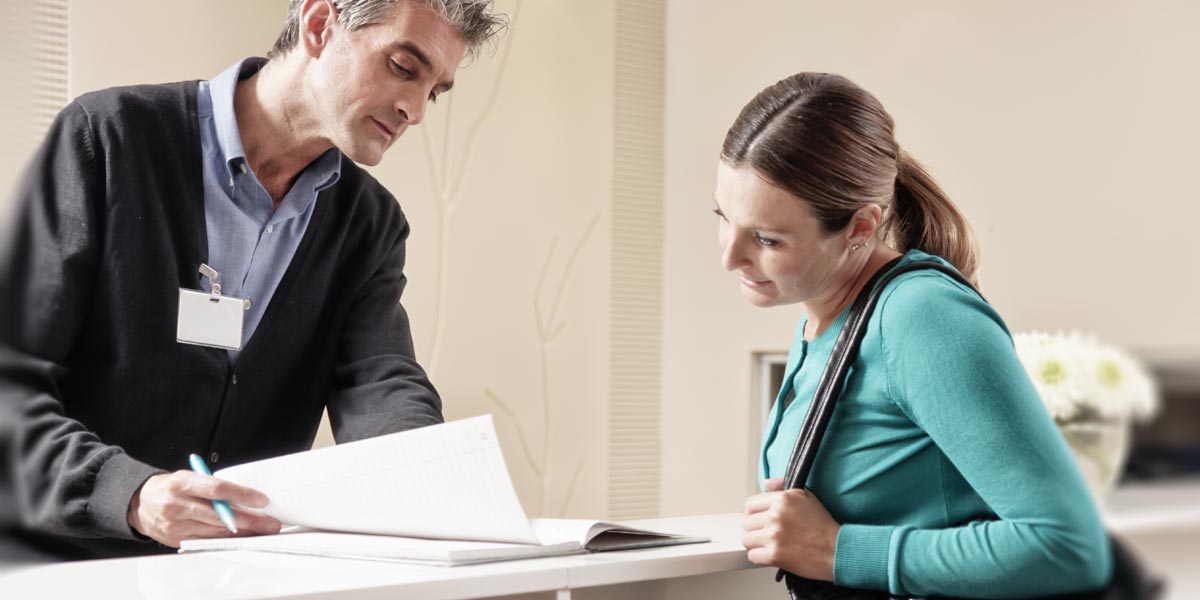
left=0, top=514, right=769, bottom=600
left=1, top=481, right=1197, bottom=600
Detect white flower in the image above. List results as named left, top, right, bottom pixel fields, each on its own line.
left=1011, top=330, right=1160, bottom=425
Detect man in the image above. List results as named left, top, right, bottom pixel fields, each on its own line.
left=0, top=0, right=504, bottom=561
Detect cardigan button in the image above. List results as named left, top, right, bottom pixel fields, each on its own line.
left=231, top=374, right=238, bottom=385
left=209, top=451, right=220, bottom=465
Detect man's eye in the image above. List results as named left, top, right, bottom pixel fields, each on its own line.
left=391, top=60, right=413, bottom=77
left=754, top=233, right=779, bottom=247
left=428, top=92, right=439, bottom=103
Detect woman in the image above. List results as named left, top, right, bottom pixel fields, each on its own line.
left=719, top=73, right=1111, bottom=598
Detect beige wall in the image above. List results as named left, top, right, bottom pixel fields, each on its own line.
left=63, top=1, right=621, bottom=519
left=69, top=2, right=289, bottom=96
left=25, top=0, right=1197, bottom=524
left=661, top=0, right=1200, bottom=516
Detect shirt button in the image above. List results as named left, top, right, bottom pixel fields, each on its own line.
left=266, top=225, right=274, bottom=234
left=232, top=374, right=238, bottom=385
left=209, top=451, right=220, bottom=465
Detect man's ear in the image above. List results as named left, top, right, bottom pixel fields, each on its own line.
left=847, top=204, right=882, bottom=246
left=299, top=0, right=339, bottom=58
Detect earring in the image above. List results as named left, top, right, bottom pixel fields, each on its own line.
left=851, top=243, right=861, bottom=251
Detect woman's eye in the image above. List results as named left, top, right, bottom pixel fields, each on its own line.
left=754, top=233, right=779, bottom=247
left=711, top=208, right=727, bottom=221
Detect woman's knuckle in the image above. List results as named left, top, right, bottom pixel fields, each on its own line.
left=766, top=527, right=782, bottom=544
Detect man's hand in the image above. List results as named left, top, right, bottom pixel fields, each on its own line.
left=742, top=477, right=841, bottom=582
left=127, top=471, right=281, bottom=548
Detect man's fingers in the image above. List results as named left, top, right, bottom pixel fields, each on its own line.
left=133, top=473, right=278, bottom=548
left=232, top=508, right=282, bottom=535
left=175, top=471, right=269, bottom=508
left=211, top=480, right=270, bottom=510
left=763, top=477, right=784, bottom=492
left=143, top=485, right=219, bottom=526
left=175, top=500, right=280, bottom=535
left=151, top=514, right=236, bottom=548
left=167, top=498, right=233, bottom=530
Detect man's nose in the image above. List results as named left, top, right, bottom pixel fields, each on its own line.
left=396, top=90, right=429, bottom=126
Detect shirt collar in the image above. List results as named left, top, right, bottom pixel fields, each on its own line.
left=207, top=57, right=266, bottom=180
left=205, top=57, right=343, bottom=195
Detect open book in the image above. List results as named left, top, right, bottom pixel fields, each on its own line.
left=179, top=415, right=707, bottom=566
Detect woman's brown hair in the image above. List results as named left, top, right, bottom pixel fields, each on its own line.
left=721, top=72, right=979, bottom=284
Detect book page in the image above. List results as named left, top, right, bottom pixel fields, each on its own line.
left=528, top=519, right=604, bottom=546
left=529, top=518, right=663, bottom=546
left=214, top=415, right=540, bottom=545
left=530, top=519, right=710, bottom=549
left=182, top=530, right=583, bottom=566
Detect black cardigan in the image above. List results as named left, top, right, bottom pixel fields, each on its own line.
left=0, top=82, right=442, bottom=560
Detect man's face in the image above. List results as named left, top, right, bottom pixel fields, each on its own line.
left=309, top=1, right=467, bottom=166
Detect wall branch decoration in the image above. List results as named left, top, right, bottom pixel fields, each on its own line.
left=486, top=211, right=601, bottom=516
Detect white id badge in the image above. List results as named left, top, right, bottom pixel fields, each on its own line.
left=177, top=288, right=247, bottom=350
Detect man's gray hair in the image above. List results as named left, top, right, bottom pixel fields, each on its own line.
left=268, top=0, right=506, bottom=61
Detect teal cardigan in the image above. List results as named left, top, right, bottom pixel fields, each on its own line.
left=760, top=251, right=1111, bottom=598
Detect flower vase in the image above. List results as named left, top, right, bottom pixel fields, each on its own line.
left=1058, top=419, right=1132, bottom=506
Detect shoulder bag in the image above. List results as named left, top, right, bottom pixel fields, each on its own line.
left=775, top=258, right=1163, bottom=600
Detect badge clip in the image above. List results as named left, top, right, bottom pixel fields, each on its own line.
left=199, top=263, right=223, bottom=299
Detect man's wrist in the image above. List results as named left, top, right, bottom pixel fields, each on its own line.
left=127, top=480, right=145, bottom=532
left=126, top=473, right=161, bottom=536
left=89, top=453, right=164, bottom=540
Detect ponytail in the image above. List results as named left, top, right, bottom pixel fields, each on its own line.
left=886, top=151, right=980, bottom=286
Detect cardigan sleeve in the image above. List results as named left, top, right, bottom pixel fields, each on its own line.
left=832, top=273, right=1111, bottom=598
left=327, top=209, right=443, bottom=443
left=0, top=102, right=162, bottom=543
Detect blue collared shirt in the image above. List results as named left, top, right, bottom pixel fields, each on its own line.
left=197, top=57, right=342, bottom=359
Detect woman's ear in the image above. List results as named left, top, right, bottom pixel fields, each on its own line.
left=299, top=0, right=339, bottom=58
left=847, top=204, right=882, bottom=247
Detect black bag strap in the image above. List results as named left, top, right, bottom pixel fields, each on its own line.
left=775, top=258, right=977, bottom=594
left=780, top=258, right=979, bottom=491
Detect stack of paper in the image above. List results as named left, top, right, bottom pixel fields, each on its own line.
left=180, top=415, right=707, bottom=566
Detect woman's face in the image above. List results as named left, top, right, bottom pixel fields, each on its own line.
left=713, top=161, right=847, bottom=308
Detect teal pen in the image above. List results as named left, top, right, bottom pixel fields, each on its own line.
left=188, top=453, right=239, bottom=534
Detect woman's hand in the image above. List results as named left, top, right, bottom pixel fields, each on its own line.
left=127, top=471, right=282, bottom=548
left=742, top=477, right=841, bottom=582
